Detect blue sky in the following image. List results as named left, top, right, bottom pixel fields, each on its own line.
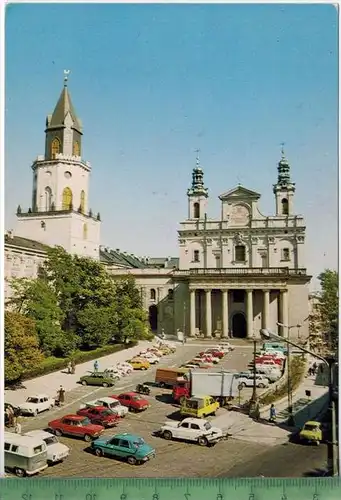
left=5, top=3, right=338, bottom=288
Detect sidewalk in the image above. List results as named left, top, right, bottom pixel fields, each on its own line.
left=5, top=340, right=153, bottom=407
left=211, top=374, right=328, bottom=447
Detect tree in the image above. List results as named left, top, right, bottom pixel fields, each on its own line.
left=77, top=303, right=118, bottom=348
left=5, top=311, right=43, bottom=383
left=310, top=269, right=338, bottom=353
left=8, top=277, right=70, bottom=356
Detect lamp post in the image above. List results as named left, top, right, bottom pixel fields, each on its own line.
left=260, top=328, right=339, bottom=477
left=248, top=336, right=258, bottom=414
left=277, top=322, right=302, bottom=426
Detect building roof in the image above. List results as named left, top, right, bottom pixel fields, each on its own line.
left=4, top=234, right=48, bottom=253
left=47, top=85, right=82, bottom=133
left=218, top=185, right=261, bottom=201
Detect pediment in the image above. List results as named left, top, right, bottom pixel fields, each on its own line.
left=219, top=185, right=261, bottom=201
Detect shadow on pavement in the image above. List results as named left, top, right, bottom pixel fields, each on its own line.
left=166, top=409, right=183, bottom=421
left=303, top=467, right=329, bottom=477
left=155, top=394, right=174, bottom=405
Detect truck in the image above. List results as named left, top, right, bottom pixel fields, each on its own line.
left=172, top=370, right=239, bottom=405
left=155, top=367, right=189, bottom=388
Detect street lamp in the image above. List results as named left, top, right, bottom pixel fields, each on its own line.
left=277, top=322, right=302, bottom=426
left=260, top=328, right=339, bottom=477
left=248, top=336, right=258, bottom=414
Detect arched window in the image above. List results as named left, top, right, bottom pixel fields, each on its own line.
left=51, top=137, right=61, bottom=158
left=193, top=250, right=200, bottom=262
left=281, top=248, right=290, bottom=261
left=193, top=202, right=200, bottom=219
left=73, top=141, right=80, bottom=156
left=83, top=223, right=88, bottom=240
left=44, top=186, right=52, bottom=211
left=281, top=198, right=289, bottom=215
left=150, top=288, right=156, bottom=300
left=235, top=245, right=246, bottom=262
left=62, top=187, right=73, bottom=210
left=80, top=190, right=85, bottom=213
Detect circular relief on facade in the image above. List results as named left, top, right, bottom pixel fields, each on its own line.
left=64, top=171, right=72, bottom=179
left=229, top=204, right=250, bottom=226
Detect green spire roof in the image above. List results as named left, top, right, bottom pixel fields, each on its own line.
left=277, top=147, right=292, bottom=186
left=187, top=154, right=208, bottom=197
left=47, top=84, right=82, bottom=134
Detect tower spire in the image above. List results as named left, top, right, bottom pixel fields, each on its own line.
left=277, top=143, right=291, bottom=186
left=187, top=150, right=208, bottom=197
left=63, top=69, right=70, bottom=87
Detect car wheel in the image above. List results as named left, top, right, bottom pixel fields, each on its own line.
left=95, top=448, right=104, bottom=457
left=198, top=436, right=208, bottom=447
left=179, top=396, right=186, bottom=405
left=258, top=383, right=265, bottom=388
left=315, top=440, right=320, bottom=446
left=33, top=409, right=38, bottom=417
left=54, top=429, right=63, bottom=437
left=14, top=467, right=26, bottom=477
left=84, top=434, right=92, bottom=442
left=49, top=404, right=54, bottom=410
left=82, top=380, right=87, bottom=386
left=142, top=367, right=147, bottom=370
left=159, top=382, right=165, bottom=388
left=238, top=383, right=246, bottom=389
left=127, top=456, right=137, bottom=465
left=102, top=382, right=108, bottom=388
left=163, top=430, right=173, bottom=440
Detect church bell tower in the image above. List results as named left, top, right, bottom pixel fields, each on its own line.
left=15, top=71, right=101, bottom=259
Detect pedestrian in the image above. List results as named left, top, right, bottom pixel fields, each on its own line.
left=254, top=401, right=260, bottom=421
left=269, top=404, right=276, bottom=423
left=67, top=361, right=72, bottom=374
left=14, top=417, right=22, bottom=434
left=94, top=360, right=99, bottom=373
left=58, top=385, right=65, bottom=404
left=7, top=405, right=14, bottom=428
left=71, top=359, right=76, bottom=374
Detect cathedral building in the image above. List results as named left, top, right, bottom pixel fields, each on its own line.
left=5, top=78, right=311, bottom=340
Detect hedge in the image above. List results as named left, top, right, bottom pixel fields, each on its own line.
left=20, top=341, right=138, bottom=381
left=259, top=355, right=306, bottom=406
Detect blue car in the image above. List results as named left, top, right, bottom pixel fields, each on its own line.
left=91, top=432, right=155, bottom=465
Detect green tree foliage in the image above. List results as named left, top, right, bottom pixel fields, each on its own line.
left=310, top=269, right=338, bottom=353
left=4, top=311, right=43, bottom=382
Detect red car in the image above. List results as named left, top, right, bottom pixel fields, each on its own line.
left=76, top=406, right=120, bottom=428
left=255, top=356, right=282, bottom=366
left=200, top=349, right=224, bottom=359
left=48, top=414, right=104, bottom=442
left=110, top=392, right=149, bottom=412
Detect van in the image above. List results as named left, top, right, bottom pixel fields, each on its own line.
left=155, top=367, right=189, bottom=387
left=262, top=342, right=288, bottom=354
left=180, top=395, right=219, bottom=418
left=4, top=432, right=48, bottom=477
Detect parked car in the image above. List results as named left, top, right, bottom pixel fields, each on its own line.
left=24, top=430, right=69, bottom=464
left=77, top=406, right=120, bottom=427
left=79, top=371, right=116, bottom=387
left=237, top=374, right=269, bottom=389
left=129, top=359, right=150, bottom=370
left=138, top=353, right=160, bottom=364
left=91, top=433, right=155, bottom=465
left=4, top=432, right=48, bottom=477
left=255, top=356, right=283, bottom=366
left=116, top=362, right=133, bottom=374
left=180, top=396, right=219, bottom=418
left=158, top=418, right=225, bottom=446
left=198, top=354, right=220, bottom=364
left=48, top=414, right=104, bottom=442
left=18, top=394, right=55, bottom=416
left=110, top=392, right=150, bottom=412
left=299, top=421, right=323, bottom=446
left=81, top=397, right=129, bottom=418
left=200, top=349, right=224, bottom=359
left=215, top=344, right=234, bottom=352
left=191, top=357, right=214, bottom=367
left=103, top=368, right=122, bottom=379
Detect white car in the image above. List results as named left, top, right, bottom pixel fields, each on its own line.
left=116, top=362, right=133, bottom=375
left=238, top=374, right=269, bottom=389
left=24, top=430, right=69, bottom=464
left=139, top=353, right=159, bottom=364
left=103, top=367, right=122, bottom=379
left=215, top=344, right=234, bottom=353
left=159, top=418, right=224, bottom=446
left=19, top=394, right=55, bottom=416
left=80, top=397, right=129, bottom=417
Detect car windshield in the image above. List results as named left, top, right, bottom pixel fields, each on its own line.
left=44, top=436, right=58, bottom=446
left=133, top=438, right=145, bottom=446
left=101, top=410, right=112, bottom=416
left=133, top=396, right=143, bottom=401
left=304, top=424, right=318, bottom=431
left=110, top=401, right=119, bottom=407
left=204, top=422, right=212, bottom=431
left=26, top=397, right=39, bottom=404
left=81, top=417, right=91, bottom=425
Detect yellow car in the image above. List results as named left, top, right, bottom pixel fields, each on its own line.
left=180, top=395, right=219, bottom=418
left=299, top=421, right=323, bottom=445
left=129, top=358, right=150, bottom=370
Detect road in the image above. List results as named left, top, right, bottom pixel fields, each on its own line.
left=7, top=341, right=328, bottom=477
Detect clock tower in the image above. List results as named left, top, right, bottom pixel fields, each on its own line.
left=15, top=73, right=101, bottom=259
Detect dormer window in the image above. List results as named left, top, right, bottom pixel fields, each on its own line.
left=193, top=202, right=200, bottom=219
left=235, top=245, right=246, bottom=262
left=281, top=198, right=289, bottom=215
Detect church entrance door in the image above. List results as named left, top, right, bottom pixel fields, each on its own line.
left=232, top=313, right=247, bottom=338
left=149, top=305, right=158, bottom=332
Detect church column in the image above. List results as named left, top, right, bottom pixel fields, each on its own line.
left=221, top=289, right=229, bottom=338
left=280, top=290, right=289, bottom=337
left=205, top=289, right=212, bottom=338
left=262, top=289, right=270, bottom=330
left=246, top=289, right=254, bottom=338
left=189, top=289, right=196, bottom=337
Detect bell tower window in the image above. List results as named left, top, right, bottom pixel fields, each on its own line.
left=51, top=137, right=61, bottom=159
left=80, top=190, right=85, bottom=213
left=44, top=187, right=52, bottom=211
left=193, top=202, right=200, bottom=219
left=73, top=141, right=80, bottom=156
left=281, top=198, right=289, bottom=215
left=62, top=187, right=73, bottom=210
left=235, top=245, right=246, bottom=262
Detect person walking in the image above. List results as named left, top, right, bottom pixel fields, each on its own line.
left=14, top=417, right=22, bottom=435
left=269, top=404, right=276, bottom=423
left=57, top=385, right=65, bottom=405
left=94, top=360, right=99, bottom=373
left=67, top=361, right=72, bottom=374
left=71, top=359, right=76, bottom=374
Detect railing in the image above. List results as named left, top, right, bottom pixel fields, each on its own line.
left=179, top=216, right=305, bottom=231
left=173, top=267, right=307, bottom=276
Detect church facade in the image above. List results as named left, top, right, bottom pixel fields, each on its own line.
left=5, top=79, right=311, bottom=340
